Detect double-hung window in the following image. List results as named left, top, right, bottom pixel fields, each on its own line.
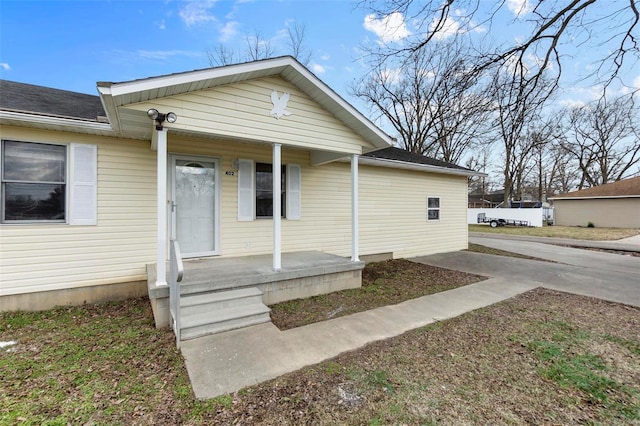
left=427, top=196, right=440, bottom=221
left=256, top=163, right=286, bottom=218
left=237, top=159, right=301, bottom=221
left=1, top=140, right=97, bottom=225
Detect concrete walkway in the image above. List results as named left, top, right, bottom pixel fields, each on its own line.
left=181, top=236, right=640, bottom=399
left=470, top=231, right=640, bottom=252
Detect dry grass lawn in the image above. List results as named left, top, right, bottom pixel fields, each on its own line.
left=469, top=224, right=639, bottom=240
left=2, top=259, right=639, bottom=424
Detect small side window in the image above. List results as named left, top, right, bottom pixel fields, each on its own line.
left=427, top=196, right=440, bottom=221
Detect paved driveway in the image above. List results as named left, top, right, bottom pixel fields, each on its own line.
left=413, top=236, right=640, bottom=308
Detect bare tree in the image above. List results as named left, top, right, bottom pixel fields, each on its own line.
left=286, top=22, right=311, bottom=66
left=207, top=24, right=311, bottom=67
left=350, top=39, right=493, bottom=162
left=359, top=0, right=640, bottom=97
left=489, top=65, right=554, bottom=205
left=244, top=30, right=275, bottom=61
left=559, top=96, right=640, bottom=187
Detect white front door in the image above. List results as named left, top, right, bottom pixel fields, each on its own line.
left=170, top=155, right=219, bottom=257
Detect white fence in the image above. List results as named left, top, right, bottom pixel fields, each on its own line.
left=468, top=208, right=545, bottom=227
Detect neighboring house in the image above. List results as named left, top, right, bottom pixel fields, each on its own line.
left=549, top=176, right=640, bottom=228
left=1, top=57, right=479, bottom=335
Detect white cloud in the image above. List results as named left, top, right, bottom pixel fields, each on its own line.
left=363, top=12, right=411, bottom=43
left=0, top=63, right=11, bottom=71
left=429, top=16, right=462, bottom=40
left=179, top=0, right=217, bottom=26
left=158, top=19, right=166, bottom=30
left=379, top=67, right=403, bottom=84
left=506, top=0, right=532, bottom=18
left=320, top=53, right=330, bottom=61
left=311, top=63, right=326, bottom=74
left=219, top=21, right=238, bottom=42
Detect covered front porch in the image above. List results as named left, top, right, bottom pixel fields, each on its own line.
left=147, top=251, right=364, bottom=339
left=97, top=57, right=394, bottom=340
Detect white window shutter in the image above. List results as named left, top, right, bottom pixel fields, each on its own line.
left=69, top=143, right=97, bottom=225
left=237, top=159, right=255, bottom=221
left=287, top=164, right=301, bottom=220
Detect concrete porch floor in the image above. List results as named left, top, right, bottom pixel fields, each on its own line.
left=147, top=251, right=365, bottom=328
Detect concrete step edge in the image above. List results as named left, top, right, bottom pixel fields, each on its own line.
left=180, top=313, right=271, bottom=340
left=180, top=287, right=263, bottom=307
left=181, top=303, right=271, bottom=329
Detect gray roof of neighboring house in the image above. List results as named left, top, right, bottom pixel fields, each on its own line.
left=0, top=80, right=105, bottom=121
left=363, top=146, right=474, bottom=172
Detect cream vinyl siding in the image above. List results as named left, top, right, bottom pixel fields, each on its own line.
left=359, top=166, right=468, bottom=258
left=0, top=126, right=156, bottom=296
left=126, top=76, right=375, bottom=154
left=170, top=135, right=468, bottom=259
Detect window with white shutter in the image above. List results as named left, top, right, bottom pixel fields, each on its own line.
left=237, top=159, right=302, bottom=221
left=0, top=140, right=97, bottom=225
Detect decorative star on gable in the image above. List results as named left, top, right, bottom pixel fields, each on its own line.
left=270, top=90, right=292, bottom=119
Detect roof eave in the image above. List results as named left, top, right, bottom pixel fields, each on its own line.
left=358, top=156, right=485, bottom=177
left=0, top=110, right=115, bottom=135
left=549, top=195, right=640, bottom=200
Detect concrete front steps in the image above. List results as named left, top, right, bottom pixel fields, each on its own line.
left=180, top=287, right=271, bottom=341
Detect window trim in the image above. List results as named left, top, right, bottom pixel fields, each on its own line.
left=427, top=196, right=440, bottom=221
left=1, top=140, right=97, bottom=226
left=1, top=139, right=68, bottom=224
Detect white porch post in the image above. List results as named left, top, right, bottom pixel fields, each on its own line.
left=351, top=154, right=359, bottom=262
left=155, top=128, right=168, bottom=286
left=273, top=143, right=282, bottom=271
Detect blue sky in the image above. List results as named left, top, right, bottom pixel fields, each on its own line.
left=1, top=0, right=638, bottom=110
left=0, top=1, right=376, bottom=97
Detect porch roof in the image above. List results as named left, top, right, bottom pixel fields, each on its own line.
left=97, top=56, right=393, bottom=151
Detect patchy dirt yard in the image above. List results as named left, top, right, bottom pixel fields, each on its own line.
left=270, top=259, right=486, bottom=329
left=2, top=264, right=639, bottom=425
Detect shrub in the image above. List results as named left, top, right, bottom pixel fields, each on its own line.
left=587, top=221, right=595, bottom=228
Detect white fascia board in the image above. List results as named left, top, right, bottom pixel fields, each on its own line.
left=285, top=61, right=393, bottom=149
left=549, top=195, right=640, bottom=200
left=357, top=156, right=485, bottom=178
left=0, top=110, right=114, bottom=134
left=102, top=58, right=290, bottom=97
left=96, top=87, right=121, bottom=133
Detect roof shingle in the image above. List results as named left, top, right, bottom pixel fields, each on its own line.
left=0, top=80, right=105, bottom=121
left=551, top=176, right=640, bottom=198
left=363, top=146, right=472, bottom=172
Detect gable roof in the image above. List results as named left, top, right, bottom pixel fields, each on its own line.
left=361, top=146, right=482, bottom=177
left=549, top=176, right=640, bottom=200
left=0, top=80, right=105, bottom=121
left=97, top=56, right=392, bottom=149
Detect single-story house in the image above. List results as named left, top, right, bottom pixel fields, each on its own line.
left=0, top=56, right=479, bottom=339
left=549, top=176, right=640, bottom=228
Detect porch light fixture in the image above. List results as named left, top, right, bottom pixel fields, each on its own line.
left=147, top=108, right=177, bottom=130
